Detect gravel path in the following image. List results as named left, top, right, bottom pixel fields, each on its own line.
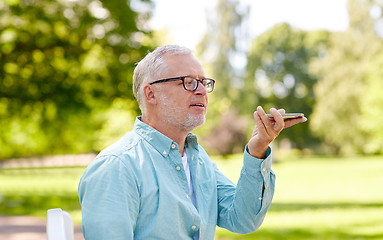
left=0, top=215, right=84, bottom=240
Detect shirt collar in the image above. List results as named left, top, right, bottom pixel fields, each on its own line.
left=185, top=133, right=199, bottom=150
left=133, top=116, right=199, bottom=157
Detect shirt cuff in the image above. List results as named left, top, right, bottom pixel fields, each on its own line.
left=243, top=145, right=272, bottom=176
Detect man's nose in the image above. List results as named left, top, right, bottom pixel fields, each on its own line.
left=194, top=81, right=208, bottom=95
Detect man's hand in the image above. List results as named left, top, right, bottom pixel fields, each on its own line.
left=248, top=106, right=308, bottom=159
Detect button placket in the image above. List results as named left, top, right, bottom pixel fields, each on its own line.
left=169, top=149, right=190, bottom=199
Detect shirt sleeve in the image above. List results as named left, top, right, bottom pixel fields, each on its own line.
left=216, top=146, right=275, bottom=234
left=78, top=154, right=140, bottom=240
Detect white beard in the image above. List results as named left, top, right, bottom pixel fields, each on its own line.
left=157, top=94, right=206, bottom=132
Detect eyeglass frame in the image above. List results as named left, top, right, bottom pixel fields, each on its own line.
left=149, top=76, right=215, bottom=93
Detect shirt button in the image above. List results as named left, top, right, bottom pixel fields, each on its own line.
left=176, top=166, right=181, bottom=171
left=191, top=225, right=197, bottom=230
left=171, top=143, right=176, bottom=149
left=163, top=150, right=167, bottom=155
left=186, top=194, right=189, bottom=199
left=262, top=167, right=267, bottom=172
left=259, top=197, right=262, bottom=200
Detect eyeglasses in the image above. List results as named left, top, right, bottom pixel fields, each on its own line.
left=150, top=76, right=215, bottom=93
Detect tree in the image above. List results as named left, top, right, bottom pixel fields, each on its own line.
left=0, top=0, right=155, bottom=159
left=309, top=0, right=383, bottom=154
left=197, top=0, right=249, bottom=102
left=195, top=0, right=251, bottom=155
left=357, top=50, right=383, bottom=154
left=244, top=23, right=330, bottom=149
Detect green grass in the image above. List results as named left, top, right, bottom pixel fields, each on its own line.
left=214, top=155, right=383, bottom=240
left=1, top=155, right=383, bottom=239
left=0, top=167, right=85, bottom=222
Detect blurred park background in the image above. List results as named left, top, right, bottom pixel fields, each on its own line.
left=1, top=0, right=383, bottom=239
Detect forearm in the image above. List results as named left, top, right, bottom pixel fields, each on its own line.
left=216, top=146, right=275, bottom=234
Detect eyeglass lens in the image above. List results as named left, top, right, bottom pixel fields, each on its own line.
left=184, top=77, right=213, bottom=92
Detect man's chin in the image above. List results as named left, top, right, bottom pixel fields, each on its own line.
left=183, top=115, right=206, bottom=132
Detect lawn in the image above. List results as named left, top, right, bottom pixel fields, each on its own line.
left=0, top=167, right=84, bottom=222
left=1, top=155, right=382, bottom=239
left=214, top=154, right=383, bottom=240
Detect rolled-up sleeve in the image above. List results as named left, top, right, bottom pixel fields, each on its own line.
left=216, top=146, right=276, bottom=234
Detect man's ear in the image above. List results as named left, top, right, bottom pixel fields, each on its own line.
left=143, top=84, right=157, bottom=105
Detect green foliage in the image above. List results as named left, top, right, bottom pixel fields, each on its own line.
left=198, top=0, right=383, bottom=156
left=195, top=0, right=251, bottom=155
left=0, top=0, right=155, bottom=159
left=358, top=53, right=383, bottom=153
left=309, top=0, right=383, bottom=154
left=197, top=0, right=249, bottom=102
left=245, top=23, right=330, bottom=149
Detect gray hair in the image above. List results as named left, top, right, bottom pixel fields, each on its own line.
left=133, top=45, right=192, bottom=113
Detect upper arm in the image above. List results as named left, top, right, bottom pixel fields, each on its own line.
left=78, top=154, right=140, bottom=239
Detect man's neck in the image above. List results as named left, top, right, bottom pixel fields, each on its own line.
left=141, top=115, right=188, bottom=155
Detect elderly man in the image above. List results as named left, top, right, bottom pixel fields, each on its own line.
left=78, top=45, right=307, bottom=239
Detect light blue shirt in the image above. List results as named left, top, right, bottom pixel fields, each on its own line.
left=78, top=117, right=275, bottom=240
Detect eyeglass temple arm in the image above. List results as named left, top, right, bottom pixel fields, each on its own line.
left=149, top=77, right=184, bottom=85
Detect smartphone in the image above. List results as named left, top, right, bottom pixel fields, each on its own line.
left=266, top=113, right=304, bottom=119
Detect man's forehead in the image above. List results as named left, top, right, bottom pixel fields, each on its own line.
left=163, top=52, right=193, bottom=62
left=163, top=53, right=205, bottom=77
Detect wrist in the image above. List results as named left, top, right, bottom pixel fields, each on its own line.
left=249, top=150, right=266, bottom=159
left=248, top=146, right=268, bottom=159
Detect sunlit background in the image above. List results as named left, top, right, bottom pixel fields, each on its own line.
left=152, top=0, right=349, bottom=49
left=1, top=0, right=383, bottom=239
